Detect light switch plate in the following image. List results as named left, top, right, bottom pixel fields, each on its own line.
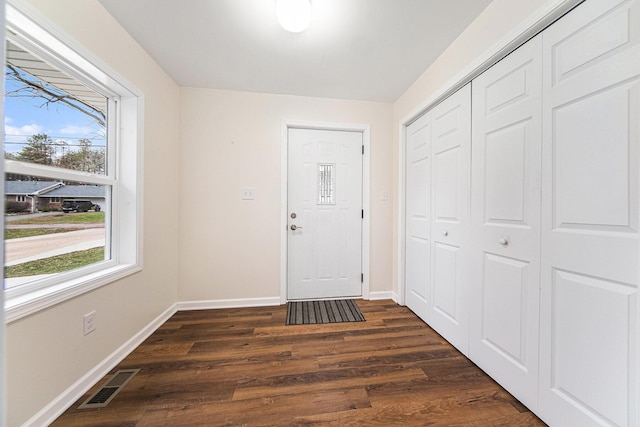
left=242, top=187, right=255, bottom=200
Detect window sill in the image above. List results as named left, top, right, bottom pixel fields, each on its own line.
left=4, top=263, right=142, bottom=323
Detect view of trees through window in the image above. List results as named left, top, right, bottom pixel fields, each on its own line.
left=4, top=37, right=109, bottom=290
left=5, top=134, right=105, bottom=174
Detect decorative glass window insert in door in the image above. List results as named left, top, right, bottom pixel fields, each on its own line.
left=317, top=163, right=335, bottom=205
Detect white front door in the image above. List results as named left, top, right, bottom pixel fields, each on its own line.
left=287, top=128, right=363, bottom=300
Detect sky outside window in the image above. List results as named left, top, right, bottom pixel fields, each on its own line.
left=4, top=67, right=106, bottom=161
left=4, top=36, right=107, bottom=167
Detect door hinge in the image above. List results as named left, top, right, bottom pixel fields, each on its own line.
left=362, top=145, right=364, bottom=155
left=361, top=273, right=364, bottom=283
left=361, top=209, right=364, bottom=219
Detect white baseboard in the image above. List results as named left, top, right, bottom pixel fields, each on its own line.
left=25, top=304, right=177, bottom=427
left=367, top=291, right=395, bottom=301
left=177, top=296, right=282, bottom=311
left=391, top=291, right=401, bottom=305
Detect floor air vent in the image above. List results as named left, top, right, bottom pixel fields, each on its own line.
left=78, top=369, right=140, bottom=409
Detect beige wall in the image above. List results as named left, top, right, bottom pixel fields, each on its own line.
left=178, top=88, right=393, bottom=302
left=6, top=1, right=180, bottom=425
left=391, top=0, right=563, bottom=296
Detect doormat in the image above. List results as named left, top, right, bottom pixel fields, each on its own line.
left=286, top=299, right=365, bottom=325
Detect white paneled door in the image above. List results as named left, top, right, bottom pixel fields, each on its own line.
left=404, top=84, right=471, bottom=353
left=470, top=33, right=542, bottom=411
left=428, top=84, right=471, bottom=354
left=287, top=128, right=363, bottom=300
left=539, top=0, right=640, bottom=426
left=405, top=112, right=432, bottom=322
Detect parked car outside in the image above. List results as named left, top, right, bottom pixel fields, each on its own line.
left=62, top=200, right=101, bottom=213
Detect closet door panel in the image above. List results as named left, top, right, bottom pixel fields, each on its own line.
left=429, top=83, right=471, bottom=354
left=540, top=0, right=640, bottom=426
left=481, top=253, right=530, bottom=359
left=405, top=112, right=432, bottom=322
left=470, top=34, right=542, bottom=410
left=484, top=124, right=528, bottom=222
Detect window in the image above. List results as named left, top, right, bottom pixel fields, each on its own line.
left=3, top=3, right=142, bottom=322
left=317, top=163, right=336, bottom=205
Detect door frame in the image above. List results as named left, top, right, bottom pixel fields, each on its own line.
left=280, top=121, right=370, bottom=304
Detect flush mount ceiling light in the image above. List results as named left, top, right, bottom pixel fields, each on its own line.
left=276, top=0, right=311, bottom=33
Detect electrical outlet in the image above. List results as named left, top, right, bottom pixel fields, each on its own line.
left=84, top=311, right=96, bottom=335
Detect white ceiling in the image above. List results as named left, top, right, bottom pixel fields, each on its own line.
left=98, top=0, right=493, bottom=102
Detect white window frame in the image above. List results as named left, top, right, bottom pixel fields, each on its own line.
left=3, top=2, right=143, bottom=323
left=15, top=195, right=25, bottom=202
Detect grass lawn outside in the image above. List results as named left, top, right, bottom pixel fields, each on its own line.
left=5, top=228, right=78, bottom=240
left=4, top=212, right=107, bottom=278
left=8, top=211, right=105, bottom=225
left=5, top=247, right=106, bottom=278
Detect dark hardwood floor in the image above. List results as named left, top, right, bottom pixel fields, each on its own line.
left=52, top=300, right=545, bottom=426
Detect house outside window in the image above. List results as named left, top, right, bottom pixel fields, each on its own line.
left=3, top=2, right=142, bottom=322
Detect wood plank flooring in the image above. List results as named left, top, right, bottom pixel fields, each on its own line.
left=52, top=300, right=545, bottom=426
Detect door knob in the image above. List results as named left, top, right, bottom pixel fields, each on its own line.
left=442, top=231, right=448, bottom=236
left=290, top=224, right=302, bottom=231
left=499, top=237, right=509, bottom=246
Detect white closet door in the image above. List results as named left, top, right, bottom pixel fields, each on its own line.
left=470, top=34, right=542, bottom=410
left=405, top=112, right=432, bottom=322
left=540, top=0, right=640, bottom=426
left=428, top=83, right=471, bottom=354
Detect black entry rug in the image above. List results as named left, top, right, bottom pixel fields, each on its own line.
left=286, top=299, right=365, bottom=325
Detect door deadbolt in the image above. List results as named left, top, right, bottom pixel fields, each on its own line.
left=290, top=213, right=297, bottom=219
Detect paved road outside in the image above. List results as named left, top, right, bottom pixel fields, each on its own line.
left=4, top=214, right=106, bottom=288
left=5, top=227, right=105, bottom=266
left=5, top=211, right=61, bottom=222
left=6, top=223, right=103, bottom=229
